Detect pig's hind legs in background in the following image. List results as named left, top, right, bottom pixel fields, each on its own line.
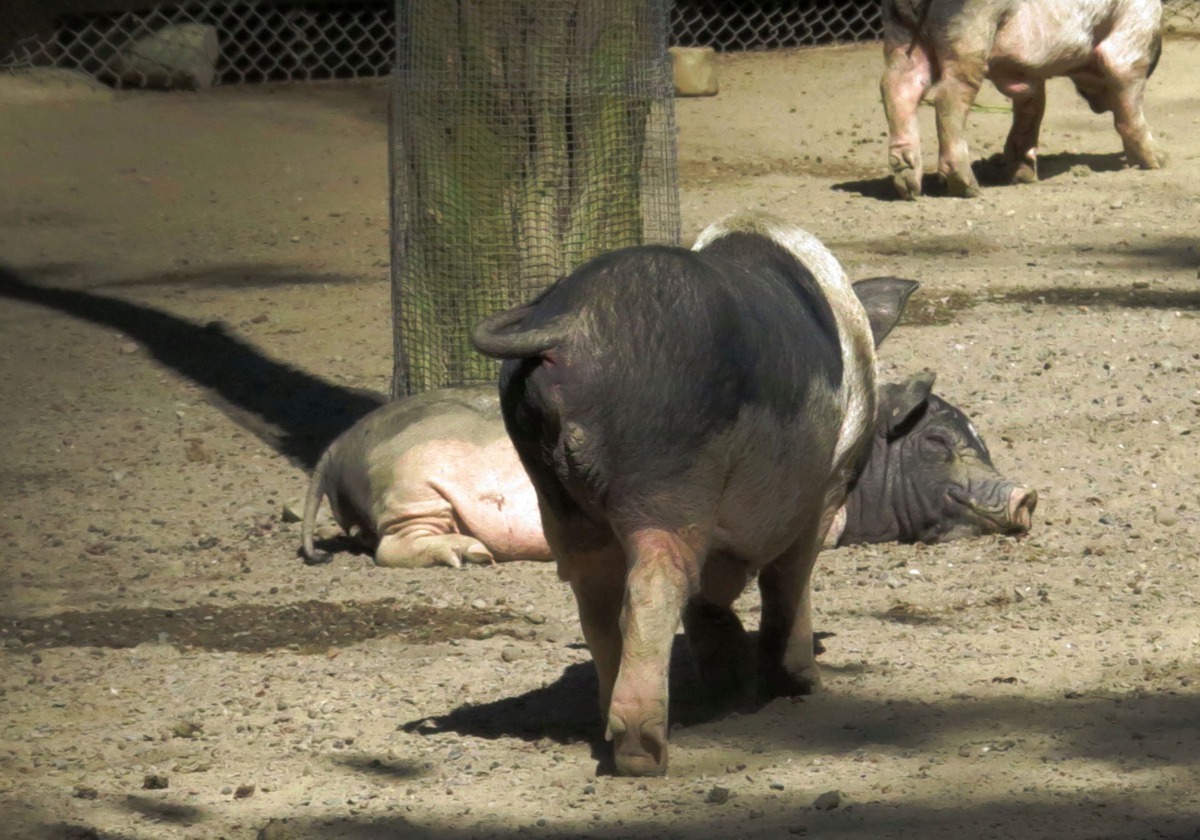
left=881, top=40, right=933, bottom=200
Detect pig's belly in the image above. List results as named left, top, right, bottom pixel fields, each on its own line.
left=402, top=437, right=550, bottom=560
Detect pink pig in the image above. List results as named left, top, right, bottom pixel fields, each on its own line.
left=881, top=0, right=1163, bottom=198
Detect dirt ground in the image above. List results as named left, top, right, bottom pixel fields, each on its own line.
left=1, top=38, right=1199, bottom=840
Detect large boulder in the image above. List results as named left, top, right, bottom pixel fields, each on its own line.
left=108, top=23, right=220, bottom=90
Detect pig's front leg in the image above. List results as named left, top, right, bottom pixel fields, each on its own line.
left=1004, top=80, right=1046, bottom=185
left=756, top=536, right=823, bottom=698
left=881, top=41, right=933, bottom=200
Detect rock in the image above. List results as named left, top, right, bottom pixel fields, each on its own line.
left=142, top=773, right=169, bottom=790
left=812, top=790, right=843, bottom=811
left=500, top=645, right=524, bottom=663
left=705, top=785, right=731, bottom=804
left=281, top=501, right=304, bottom=523
left=108, top=23, right=221, bottom=90
left=0, top=68, right=115, bottom=105
left=669, top=47, right=719, bottom=97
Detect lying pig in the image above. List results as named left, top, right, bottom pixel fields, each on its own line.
left=828, top=371, right=1036, bottom=545
left=300, top=377, right=1036, bottom=566
left=470, top=210, right=914, bottom=776
left=300, top=386, right=546, bottom=568
left=881, top=0, right=1163, bottom=198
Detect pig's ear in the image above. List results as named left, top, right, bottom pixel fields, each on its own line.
left=852, top=277, right=919, bottom=347
left=883, top=370, right=936, bottom=435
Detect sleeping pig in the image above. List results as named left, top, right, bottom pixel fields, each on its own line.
left=300, top=377, right=1036, bottom=567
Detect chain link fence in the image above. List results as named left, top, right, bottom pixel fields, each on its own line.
left=3, top=1, right=1199, bottom=87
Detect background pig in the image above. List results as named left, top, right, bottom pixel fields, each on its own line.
left=301, top=377, right=1036, bottom=567
left=826, top=371, right=1037, bottom=546
left=299, top=386, right=545, bottom=568
left=470, top=210, right=916, bottom=776
left=881, top=0, right=1163, bottom=199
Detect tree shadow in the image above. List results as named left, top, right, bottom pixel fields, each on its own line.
left=0, top=263, right=385, bottom=468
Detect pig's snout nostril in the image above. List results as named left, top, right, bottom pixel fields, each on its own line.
left=1008, top=487, right=1038, bottom=532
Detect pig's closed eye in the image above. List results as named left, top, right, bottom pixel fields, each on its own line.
left=921, top=432, right=954, bottom=456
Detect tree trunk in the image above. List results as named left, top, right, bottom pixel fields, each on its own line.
left=391, top=0, right=672, bottom=397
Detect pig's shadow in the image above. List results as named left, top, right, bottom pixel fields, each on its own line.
left=401, top=632, right=834, bottom=771
left=833, top=151, right=1127, bottom=200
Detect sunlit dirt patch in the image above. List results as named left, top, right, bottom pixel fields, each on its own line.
left=1, top=599, right=527, bottom=654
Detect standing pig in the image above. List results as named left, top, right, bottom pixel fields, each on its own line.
left=826, top=371, right=1037, bottom=546
left=299, top=376, right=1037, bottom=566
left=299, top=386, right=545, bottom=568
left=881, top=0, right=1163, bottom=199
left=470, top=210, right=916, bottom=776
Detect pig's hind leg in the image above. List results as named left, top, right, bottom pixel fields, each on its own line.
left=683, top=553, right=755, bottom=709
left=375, top=531, right=494, bottom=568
left=606, top=528, right=702, bottom=776
left=881, top=40, right=934, bottom=199
left=1095, top=41, right=1162, bottom=170
left=931, top=55, right=986, bottom=198
left=756, top=534, right=824, bottom=698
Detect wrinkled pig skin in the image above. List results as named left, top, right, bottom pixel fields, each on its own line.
left=300, top=387, right=546, bottom=568
left=827, top=371, right=1038, bottom=546
left=470, top=210, right=916, bottom=776
left=881, top=0, right=1163, bottom=198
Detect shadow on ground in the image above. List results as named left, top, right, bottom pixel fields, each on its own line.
left=832, top=151, right=1129, bottom=200
left=0, top=598, right=528, bottom=654
left=0, top=264, right=385, bottom=467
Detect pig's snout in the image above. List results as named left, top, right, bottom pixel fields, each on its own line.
left=1007, top=487, right=1038, bottom=533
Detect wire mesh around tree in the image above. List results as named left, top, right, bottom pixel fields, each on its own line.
left=389, top=0, right=680, bottom=396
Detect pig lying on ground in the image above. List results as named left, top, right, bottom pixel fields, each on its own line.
left=470, top=210, right=913, bottom=775
left=881, top=0, right=1163, bottom=199
left=300, top=376, right=1036, bottom=567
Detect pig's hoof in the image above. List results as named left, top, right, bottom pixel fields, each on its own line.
left=945, top=172, right=981, bottom=198
left=302, top=549, right=334, bottom=566
left=1008, top=162, right=1038, bottom=184
left=891, top=168, right=921, bottom=200
left=761, top=663, right=822, bottom=699
left=608, top=715, right=668, bottom=777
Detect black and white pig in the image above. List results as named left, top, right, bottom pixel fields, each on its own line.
left=299, top=377, right=1036, bottom=566
left=827, top=371, right=1037, bottom=546
left=881, top=0, right=1163, bottom=198
left=470, top=210, right=915, bottom=776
